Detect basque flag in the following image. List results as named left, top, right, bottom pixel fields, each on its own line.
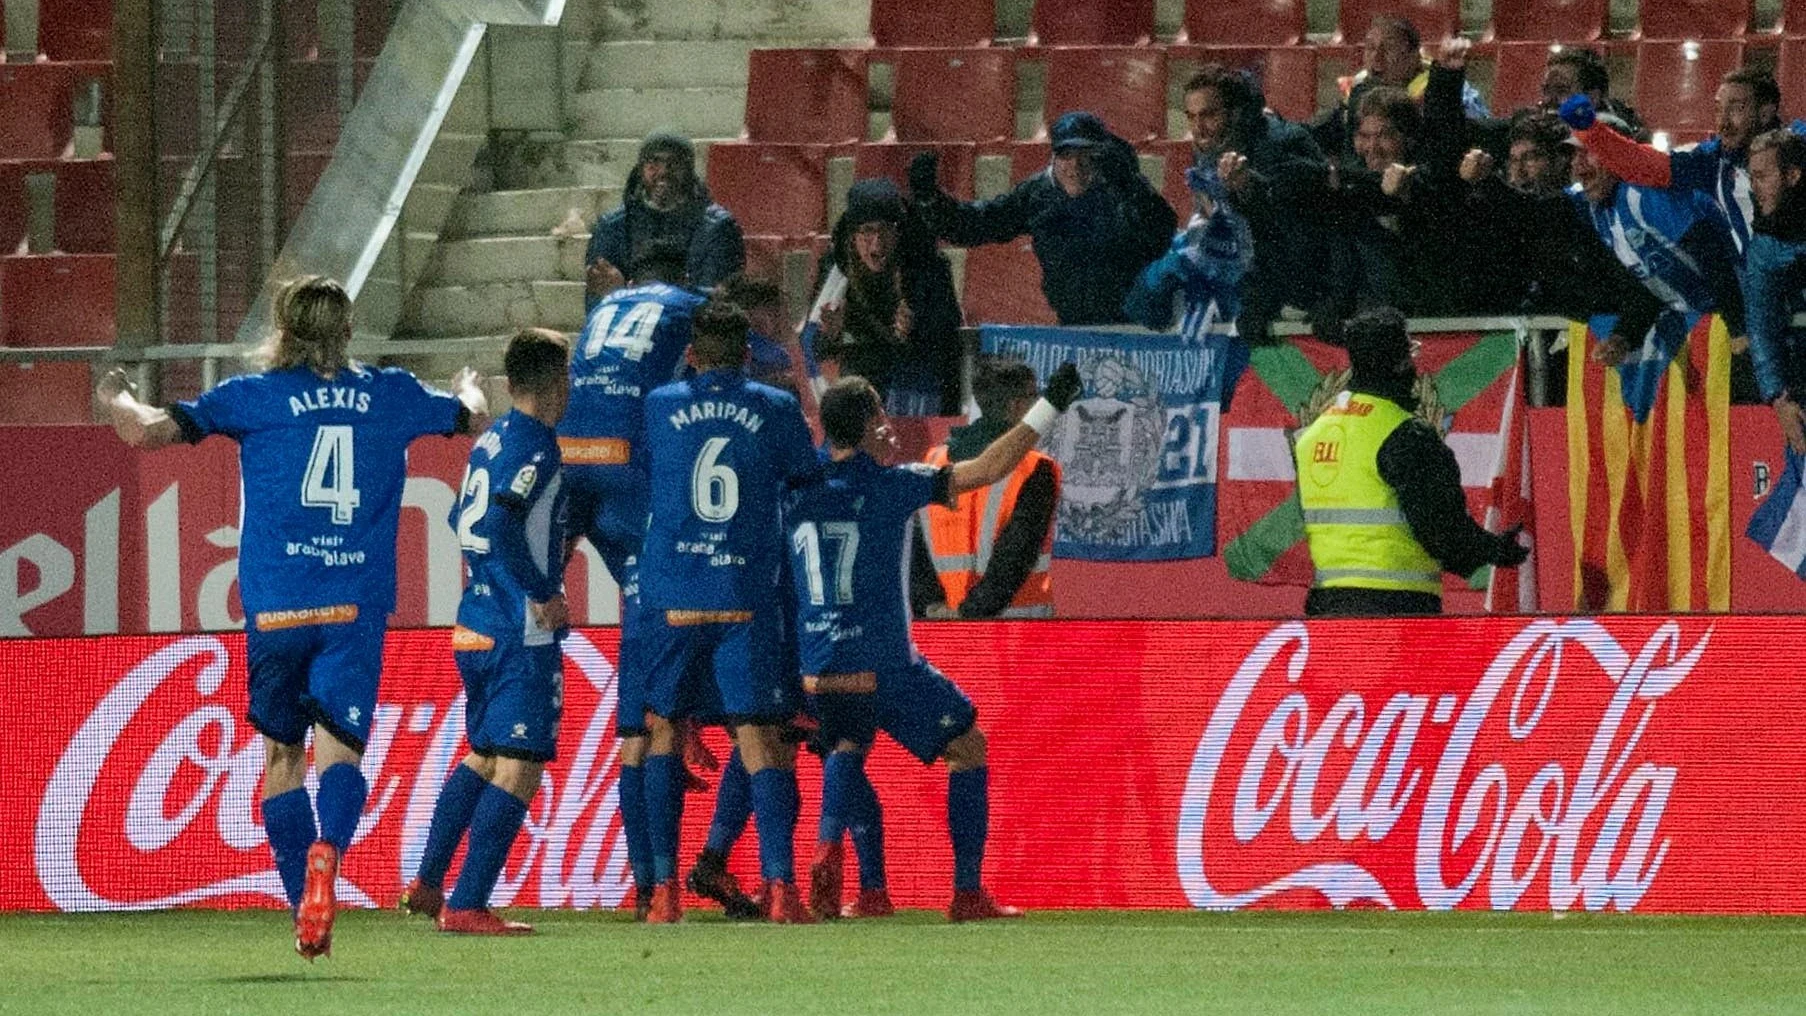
left=1747, top=448, right=1806, bottom=578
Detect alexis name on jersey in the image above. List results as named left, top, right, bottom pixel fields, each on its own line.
left=286, top=385, right=373, bottom=416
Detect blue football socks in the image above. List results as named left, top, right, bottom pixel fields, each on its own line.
left=750, top=767, right=800, bottom=884
left=262, top=787, right=317, bottom=908
left=819, top=750, right=860, bottom=844
left=446, top=783, right=528, bottom=912
left=414, top=763, right=486, bottom=888
left=643, top=753, right=683, bottom=884
left=847, top=763, right=887, bottom=890
left=705, top=746, right=753, bottom=855
left=948, top=766, right=989, bottom=892
left=315, top=762, right=368, bottom=854
left=618, top=762, right=655, bottom=892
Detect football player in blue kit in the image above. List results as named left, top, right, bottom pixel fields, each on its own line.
left=638, top=297, right=823, bottom=923
left=400, top=328, right=572, bottom=935
left=95, top=276, right=488, bottom=958
left=795, top=366, right=1079, bottom=922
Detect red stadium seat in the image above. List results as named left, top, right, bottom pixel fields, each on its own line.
left=1184, top=0, right=1305, bottom=46
left=1336, top=0, right=1461, bottom=45
left=0, top=163, right=25, bottom=256
left=1633, top=40, right=1744, bottom=135
left=1484, top=41, right=1561, bottom=114
left=0, top=65, right=75, bottom=160
left=744, top=49, right=867, bottom=145
left=0, top=361, right=95, bottom=425
left=1488, top=0, right=1607, bottom=42
left=0, top=254, right=115, bottom=348
left=1781, top=39, right=1806, bottom=123
left=706, top=143, right=829, bottom=235
left=889, top=47, right=1016, bottom=143
left=39, top=0, right=112, bottom=61
left=870, top=0, right=994, bottom=47
left=1000, top=141, right=1054, bottom=183
left=1636, top=0, right=1751, bottom=39
left=742, top=234, right=825, bottom=281
left=960, top=240, right=1056, bottom=326
left=1031, top=0, right=1156, bottom=45
left=283, top=60, right=343, bottom=154
left=52, top=158, right=115, bottom=254
left=853, top=142, right=978, bottom=200
left=1043, top=47, right=1168, bottom=143
left=1146, top=138, right=1200, bottom=222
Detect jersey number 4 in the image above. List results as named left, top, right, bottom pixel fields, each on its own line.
left=302, top=425, right=362, bottom=525
left=793, top=521, right=859, bottom=606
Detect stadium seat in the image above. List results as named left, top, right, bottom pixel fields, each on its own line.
left=0, top=163, right=25, bottom=255
left=1146, top=138, right=1200, bottom=222
left=1183, top=0, right=1305, bottom=46
left=1781, top=39, right=1806, bottom=122
left=38, top=0, right=112, bottom=61
left=1484, top=41, right=1560, bottom=114
left=959, top=239, right=1056, bottom=326
left=742, top=233, right=825, bottom=281
left=283, top=60, right=343, bottom=154
left=870, top=0, right=994, bottom=47
left=1336, top=0, right=1461, bottom=45
left=52, top=158, right=115, bottom=254
left=706, top=143, right=830, bottom=235
left=853, top=142, right=978, bottom=200
left=744, top=49, right=868, bottom=145
left=0, top=65, right=75, bottom=160
left=0, top=254, right=115, bottom=348
left=889, top=47, right=1016, bottom=143
left=1043, top=47, right=1167, bottom=143
left=1488, top=0, right=1608, bottom=42
left=1001, top=141, right=1054, bottom=184
left=1177, top=44, right=1319, bottom=123
left=1635, top=0, right=1751, bottom=39
left=0, top=361, right=95, bottom=425
left=1633, top=40, right=1744, bottom=136
left=1031, top=0, right=1156, bottom=46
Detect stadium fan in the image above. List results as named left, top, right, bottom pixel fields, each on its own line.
left=1311, top=15, right=1488, bottom=163
left=637, top=298, right=822, bottom=923
left=799, top=365, right=1081, bottom=922
left=94, top=277, right=489, bottom=958
left=584, top=132, right=745, bottom=312
left=403, top=328, right=572, bottom=937
left=1541, top=48, right=1644, bottom=135
left=1739, top=129, right=1806, bottom=451
left=908, top=111, right=1177, bottom=327
left=1181, top=64, right=1329, bottom=342
left=1293, top=307, right=1527, bottom=617
left=911, top=356, right=1062, bottom=620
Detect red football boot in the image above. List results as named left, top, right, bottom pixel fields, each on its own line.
left=948, top=888, right=1024, bottom=922
left=398, top=879, right=443, bottom=919
left=294, top=841, right=339, bottom=960
left=765, top=879, right=817, bottom=924
left=841, top=888, right=896, bottom=919
left=438, top=907, right=535, bottom=935
left=646, top=879, right=683, bottom=924
left=808, top=841, right=844, bottom=921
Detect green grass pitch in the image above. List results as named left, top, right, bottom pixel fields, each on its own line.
left=2, top=909, right=1803, bottom=1014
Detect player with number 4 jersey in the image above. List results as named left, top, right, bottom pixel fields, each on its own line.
left=95, top=277, right=488, bottom=960
left=793, top=366, right=1079, bottom=922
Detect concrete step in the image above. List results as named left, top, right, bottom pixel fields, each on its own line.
left=440, top=186, right=621, bottom=239
left=581, top=39, right=757, bottom=90
left=587, top=0, right=868, bottom=43
left=418, top=131, right=487, bottom=191
left=570, top=86, right=746, bottom=142
left=403, top=280, right=587, bottom=338
left=521, top=137, right=724, bottom=190
left=425, top=235, right=589, bottom=287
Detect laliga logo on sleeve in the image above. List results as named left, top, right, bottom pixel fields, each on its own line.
left=1174, top=619, right=1706, bottom=912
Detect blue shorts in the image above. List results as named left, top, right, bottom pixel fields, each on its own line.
left=812, top=658, right=976, bottom=764
left=457, top=636, right=564, bottom=763
left=245, top=610, right=387, bottom=751
left=642, top=608, right=797, bottom=724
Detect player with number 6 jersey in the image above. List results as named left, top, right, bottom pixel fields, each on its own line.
left=95, top=277, right=488, bottom=960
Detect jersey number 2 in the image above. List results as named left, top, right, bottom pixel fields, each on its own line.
left=302, top=425, right=361, bottom=525
left=455, top=467, right=491, bottom=553
left=793, top=521, right=859, bottom=606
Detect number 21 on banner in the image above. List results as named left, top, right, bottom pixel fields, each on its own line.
left=1155, top=402, right=1219, bottom=488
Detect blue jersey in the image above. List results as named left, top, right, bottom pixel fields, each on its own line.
left=560, top=282, right=708, bottom=455
left=453, top=410, right=568, bottom=647
left=1570, top=181, right=1732, bottom=314
left=171, top=364, right=462, bottom=619
left=640, top=369, right=819, bottom=611
left=786, top=452, right=952, bottom=675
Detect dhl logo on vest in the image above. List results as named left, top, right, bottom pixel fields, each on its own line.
left=1307, top=423, right=1345, bottom=488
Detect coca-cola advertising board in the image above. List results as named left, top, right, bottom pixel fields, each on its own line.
left=5, top=616, right=1803, bottom=914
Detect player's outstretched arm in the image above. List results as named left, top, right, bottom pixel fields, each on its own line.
left=949, top=362, right=1080, bottom=496
left=451, top=366, right=492, bottom=435
left=95, top=367, right=183, bottom=450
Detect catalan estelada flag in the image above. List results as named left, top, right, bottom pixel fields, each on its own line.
left=1564, top=312, right=1731, bottom=611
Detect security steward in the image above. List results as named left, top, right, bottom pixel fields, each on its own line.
left=912, top=357, right=1061, bottom=618
left=1293, top=307, right=1527, bottom=616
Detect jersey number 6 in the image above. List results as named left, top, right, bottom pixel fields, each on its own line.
left=691, top=436, right=740, bottom=523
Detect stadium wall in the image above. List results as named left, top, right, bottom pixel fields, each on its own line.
left=3, top=618, right=1804, bottom=914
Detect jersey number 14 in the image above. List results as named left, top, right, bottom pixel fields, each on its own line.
left=302, top=425, right=362, bottom=525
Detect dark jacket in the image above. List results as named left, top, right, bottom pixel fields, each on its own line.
left=813, top=179, right=964, bottom=414
left=919, top=130, right=1177, bottom=326
left=585, top=146, right=744, bottom=311
left=1743, top=189, right=1806, bottom=401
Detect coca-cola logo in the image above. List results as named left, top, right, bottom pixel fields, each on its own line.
left=1174, top=619, right=1706, bottom=912
left=34, top=632, right=631, bottom=911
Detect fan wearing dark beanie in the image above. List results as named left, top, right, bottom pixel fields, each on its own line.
left=584, top=132, right=745, bottom=311
left=1291, top=307, right=1527, bottom=617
